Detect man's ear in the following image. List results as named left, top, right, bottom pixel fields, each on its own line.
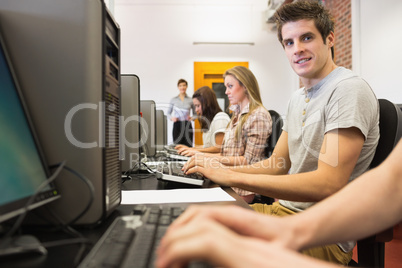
left=327, top=31, right=335, bottom=48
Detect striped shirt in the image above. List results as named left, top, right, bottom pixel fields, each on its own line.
left=221, top=104, right=272, bottom=196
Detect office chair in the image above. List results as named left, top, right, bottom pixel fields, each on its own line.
left=351, top=99, right=402, bottom=267
left=265, top=110, right=283, bottom=158
left=254, top=110, right=283, bottom=205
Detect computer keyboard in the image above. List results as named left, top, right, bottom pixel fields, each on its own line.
left=79, top=205, right=212, bottom=268
left=159, top=162, right=206, bottom=186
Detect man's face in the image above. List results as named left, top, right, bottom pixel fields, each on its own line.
left=281, top=19, right=334, bottom=85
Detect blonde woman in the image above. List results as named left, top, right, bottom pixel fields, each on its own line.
left=187, top=66, right=272, bottom=203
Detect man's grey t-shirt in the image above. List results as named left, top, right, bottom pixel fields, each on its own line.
left=280, top=67, right=379, bottom=212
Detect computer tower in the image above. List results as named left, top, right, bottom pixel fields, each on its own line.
left=0, top=0, right=121, bottom=225
left=121, top=74, right=141, bottom=173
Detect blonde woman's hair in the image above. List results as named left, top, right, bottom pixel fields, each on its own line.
left=223, top=66, right=265, bottom=140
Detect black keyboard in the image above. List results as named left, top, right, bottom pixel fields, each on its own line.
left=79, top=205, right=212, bottom=268
left=159, top=162, right=206, bottom=186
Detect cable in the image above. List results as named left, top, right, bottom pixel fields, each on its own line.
left=52, top=165, right=95, bottom=226
left=122, top=161, right=157, bottom=181
left=3, top=161, right=66, bottom=239
left=0, top=162, right=95, bottom=264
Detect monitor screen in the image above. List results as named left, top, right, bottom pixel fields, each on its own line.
left=0, top=35, right=59, bottom=224
left=140, top=100, right=157, bottom=157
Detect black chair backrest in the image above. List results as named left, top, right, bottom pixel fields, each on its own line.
left=265, top=110, right=283, bottom=158
left=370, top=99, right=402, bottom=169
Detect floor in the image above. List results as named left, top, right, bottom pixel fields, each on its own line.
left=352, top=223, right=402, bottom=267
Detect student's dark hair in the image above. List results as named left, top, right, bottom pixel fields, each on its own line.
left=177, top=78, right=188, bottom=86
left=274, top=1, right=335, bottom=59
left=192, top=86, right=222, bottom=131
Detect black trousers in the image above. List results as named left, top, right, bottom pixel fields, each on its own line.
left=173, top=120, right=193, bottom=147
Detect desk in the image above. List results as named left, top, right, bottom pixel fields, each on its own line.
left=2, top=176, right=249, bottom=268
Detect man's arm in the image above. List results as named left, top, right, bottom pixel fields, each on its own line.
left=286, top=138, right=402, bottom=251
left=158, top=140, right=402, bottom=268
left=187, top=127, right=365, bottom=202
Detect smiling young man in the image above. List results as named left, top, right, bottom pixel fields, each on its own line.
left=181, top=1, right=379, bottom=264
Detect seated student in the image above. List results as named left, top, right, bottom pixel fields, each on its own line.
left=157, top=139, right=402, bottom=268
left=191, top=66, right=272, bottom=204
left=182, top=1, right=379, bottom=264
left=175, top=86, right=230, bottom=156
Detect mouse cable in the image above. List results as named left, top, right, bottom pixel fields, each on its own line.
left=45, top=164, right=95, bottom=228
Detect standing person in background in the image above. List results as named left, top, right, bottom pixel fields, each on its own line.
left=176, top=86, right=230, bottom=156
left=167, top=79, right=194, bottom=147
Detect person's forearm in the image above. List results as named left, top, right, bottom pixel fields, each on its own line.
left=287, top=152, right=402, bottom=251
left=230, top=155, right=289, bottom=175
left=195, top=146, right=221, bottom=154
left=228, top=169, right=346, bottom=202
left=216, top=155, right=248, bottom=166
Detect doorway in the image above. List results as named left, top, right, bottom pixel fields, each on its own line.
left=193, top=61, right=249, bottom=145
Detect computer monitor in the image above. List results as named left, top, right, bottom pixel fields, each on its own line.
left=163, top=114, right=168, bottom=146
left=140, top=100, right=157, bottom=157
left=0, top=0, right=121, bottom=225
left=121, top=74, right=141, bottom=172
left=156, top=110, right=166, bottom=151
left=0, top=33, right=59, bottom=225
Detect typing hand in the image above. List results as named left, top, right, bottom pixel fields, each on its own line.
left=157, top=205, right=330, bottom=268
left=174, top=144, right=188, bottom=150
left=177, top=148, right=198, bottom=156
left=166, top=205, right=287, bottom=243
left=182, top=153, right=227, bottom=182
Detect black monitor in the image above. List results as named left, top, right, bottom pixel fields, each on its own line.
left=156, top=110, right=166, bottom=151
left=121, top=74, right=141, bottom=172
left=140, top=100, right=157, bottom=157
left=0, top=33, right=59, bottom=225
left=163, top=114, right=168, bottom=146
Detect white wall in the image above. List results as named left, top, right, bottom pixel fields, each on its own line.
left=113, top=0, right=402, bottom=144
left=114, top=0, right=297, bottom=117
left=353, top=0, right=402, bottom=104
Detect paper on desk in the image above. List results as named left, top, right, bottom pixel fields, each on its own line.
left=121, top=187, right=235, bottom=205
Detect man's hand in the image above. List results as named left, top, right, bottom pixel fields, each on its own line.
left=156, top=205, right=336, bottom=268
left=182, top=154, right=231, bottom=185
